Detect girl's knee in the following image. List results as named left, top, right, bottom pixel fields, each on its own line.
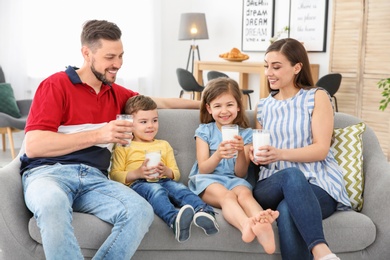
left=222, top=190, right=238, bottom=204
left=236, top=188, right=254, bottom=204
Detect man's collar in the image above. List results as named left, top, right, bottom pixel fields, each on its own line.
left=65, top=66, right=112, bottom=88
left=65, top=66, right=82, bottom=84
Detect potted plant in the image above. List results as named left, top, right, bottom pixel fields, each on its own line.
left=269, top=26, right=289, bottom=44
left=378, top=78, right=390, bottom=111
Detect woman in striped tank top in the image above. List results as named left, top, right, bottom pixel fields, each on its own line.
left=250, top=38, right=351, bottom=260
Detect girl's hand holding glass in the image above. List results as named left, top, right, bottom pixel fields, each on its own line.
left=218, top=135, right=244, bottom=159
left=231, top=135, right=245, bottom=152
left=221, top=124, right=239, bottom=158
left=218, top=140, right=237, bottom=159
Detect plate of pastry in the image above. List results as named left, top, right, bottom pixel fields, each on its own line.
left=219, top=48, right=249, bottom=62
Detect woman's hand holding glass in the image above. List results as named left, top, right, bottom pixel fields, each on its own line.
left=250, top=144, right=278, bottom=165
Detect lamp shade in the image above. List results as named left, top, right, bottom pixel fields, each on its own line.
left=178, top=13, right=209, bottom=40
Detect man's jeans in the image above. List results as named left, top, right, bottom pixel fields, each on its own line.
left=253, top=167, right=337, bottom=260
left=131, top=178, right=214, bottom=227
left=22, top=163, right=154, bottom=260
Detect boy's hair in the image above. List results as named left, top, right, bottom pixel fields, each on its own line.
left=200, top=78, right=249, bottom=128
left=81, top=20, right=122, bottom=51
left=125, top=95, right=157, bottom=115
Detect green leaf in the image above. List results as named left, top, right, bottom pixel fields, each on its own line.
left=377, top=77, right=390, bottom=111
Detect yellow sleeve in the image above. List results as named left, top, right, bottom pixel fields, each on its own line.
left=109, top=145, right=129, bottom=185
left=163, top=141, right=181, bottom=181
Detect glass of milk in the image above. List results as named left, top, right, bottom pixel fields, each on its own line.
left=252, top=129, right=270, bottom=162
left=116, top=114, right=133, bottom=147
left=221, top=124, right=239, bottom=158
left=145, top=150, right=161, bottom=181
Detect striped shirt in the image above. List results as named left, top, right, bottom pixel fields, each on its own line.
left=256, top=88, right=351, bottom=210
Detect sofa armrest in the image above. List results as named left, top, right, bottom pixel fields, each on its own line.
left=358, top=123, right=390, bottom=258
left=0, top=149, right=38, bottom=257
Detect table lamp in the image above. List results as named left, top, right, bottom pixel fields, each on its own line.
left=178, top=13, right=209, bottom=73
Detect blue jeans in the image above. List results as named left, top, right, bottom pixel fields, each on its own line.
left=22, top=163, right=154, bottom=260
left=131, top=178, right=214, bottom=227
left=253, top=167, right=337, bottom=260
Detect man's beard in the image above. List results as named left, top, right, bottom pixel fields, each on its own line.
left=91, top=63, right=115, bottom=85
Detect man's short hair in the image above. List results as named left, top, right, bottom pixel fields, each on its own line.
left=81, top=20, right=122, bottom=50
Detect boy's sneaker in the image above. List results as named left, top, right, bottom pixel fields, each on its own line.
left=193, top=211, right=219, bottom=236
left=319, top=254, right=340, bottom=260
left=173, top=205, right=195, bottom=243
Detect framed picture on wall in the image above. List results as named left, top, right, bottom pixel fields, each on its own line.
left=242, top=0, right=275, bottom=52
left=289, top=0, right=329, bottom=52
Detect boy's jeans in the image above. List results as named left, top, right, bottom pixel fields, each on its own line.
left=22, top=163, right=154, bottom=260
left=131, top=178, right=214, bottom=227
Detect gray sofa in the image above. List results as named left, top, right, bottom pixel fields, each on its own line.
left=1, top=109, right=389, bottom=260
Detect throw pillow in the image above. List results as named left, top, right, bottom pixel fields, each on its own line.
left=331, top=122, right=366, bottom=211
left=0, top=83, right=21, bottom=118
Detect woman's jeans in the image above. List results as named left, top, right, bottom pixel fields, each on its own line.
left=131, top=178, right=214, bottom=228
left=22, top=163, right=154, bottom=260
left=253, top=167, right=337, bottom=260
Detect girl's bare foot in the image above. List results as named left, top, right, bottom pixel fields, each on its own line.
left=241, top=218, right=256, bottom=243
left=256, top=209, right=279, bottom=224
left=251, top=220, right=276, bottom=254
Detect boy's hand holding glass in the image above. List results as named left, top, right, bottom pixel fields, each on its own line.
left=145, top=150, right=161, bottom=182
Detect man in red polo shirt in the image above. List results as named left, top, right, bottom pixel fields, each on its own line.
left=20, top=20, right=199, bottom=260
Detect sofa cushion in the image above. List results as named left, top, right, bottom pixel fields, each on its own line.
left=0, top=83, right=22, bottom=118
left=331, top=122, right=366, bottom=211
left=28, top=205, right=376, bottom=256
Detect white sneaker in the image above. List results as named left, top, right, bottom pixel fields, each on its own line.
left=318, top=253, right=340, bottom=260
left=193, top=211, right=219, bottom=236
left=173, top=205, right=195, bottom=243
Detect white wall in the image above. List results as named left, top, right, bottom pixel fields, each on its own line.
left=0, top=0, right=333, bottom=109
left=161, top=0, right=333, bottom=107
left=0, top=0, right=156, bottom=98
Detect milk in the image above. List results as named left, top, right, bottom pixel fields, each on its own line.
left=145, top=150, right=161, bottom=179
left=221, top=124, right=239, bottom=158
left=116, top=114, right=133, bottom=147
left=253, top=129, right=270, bottom=161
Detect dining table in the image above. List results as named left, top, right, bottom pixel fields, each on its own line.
left=193, top=60, right=320, bottom=104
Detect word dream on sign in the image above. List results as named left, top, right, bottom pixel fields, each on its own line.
left=244, top=1, right=271, bottom=42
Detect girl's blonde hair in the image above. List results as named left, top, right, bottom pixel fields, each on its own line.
left=200, top=77, right=249, bottom=128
